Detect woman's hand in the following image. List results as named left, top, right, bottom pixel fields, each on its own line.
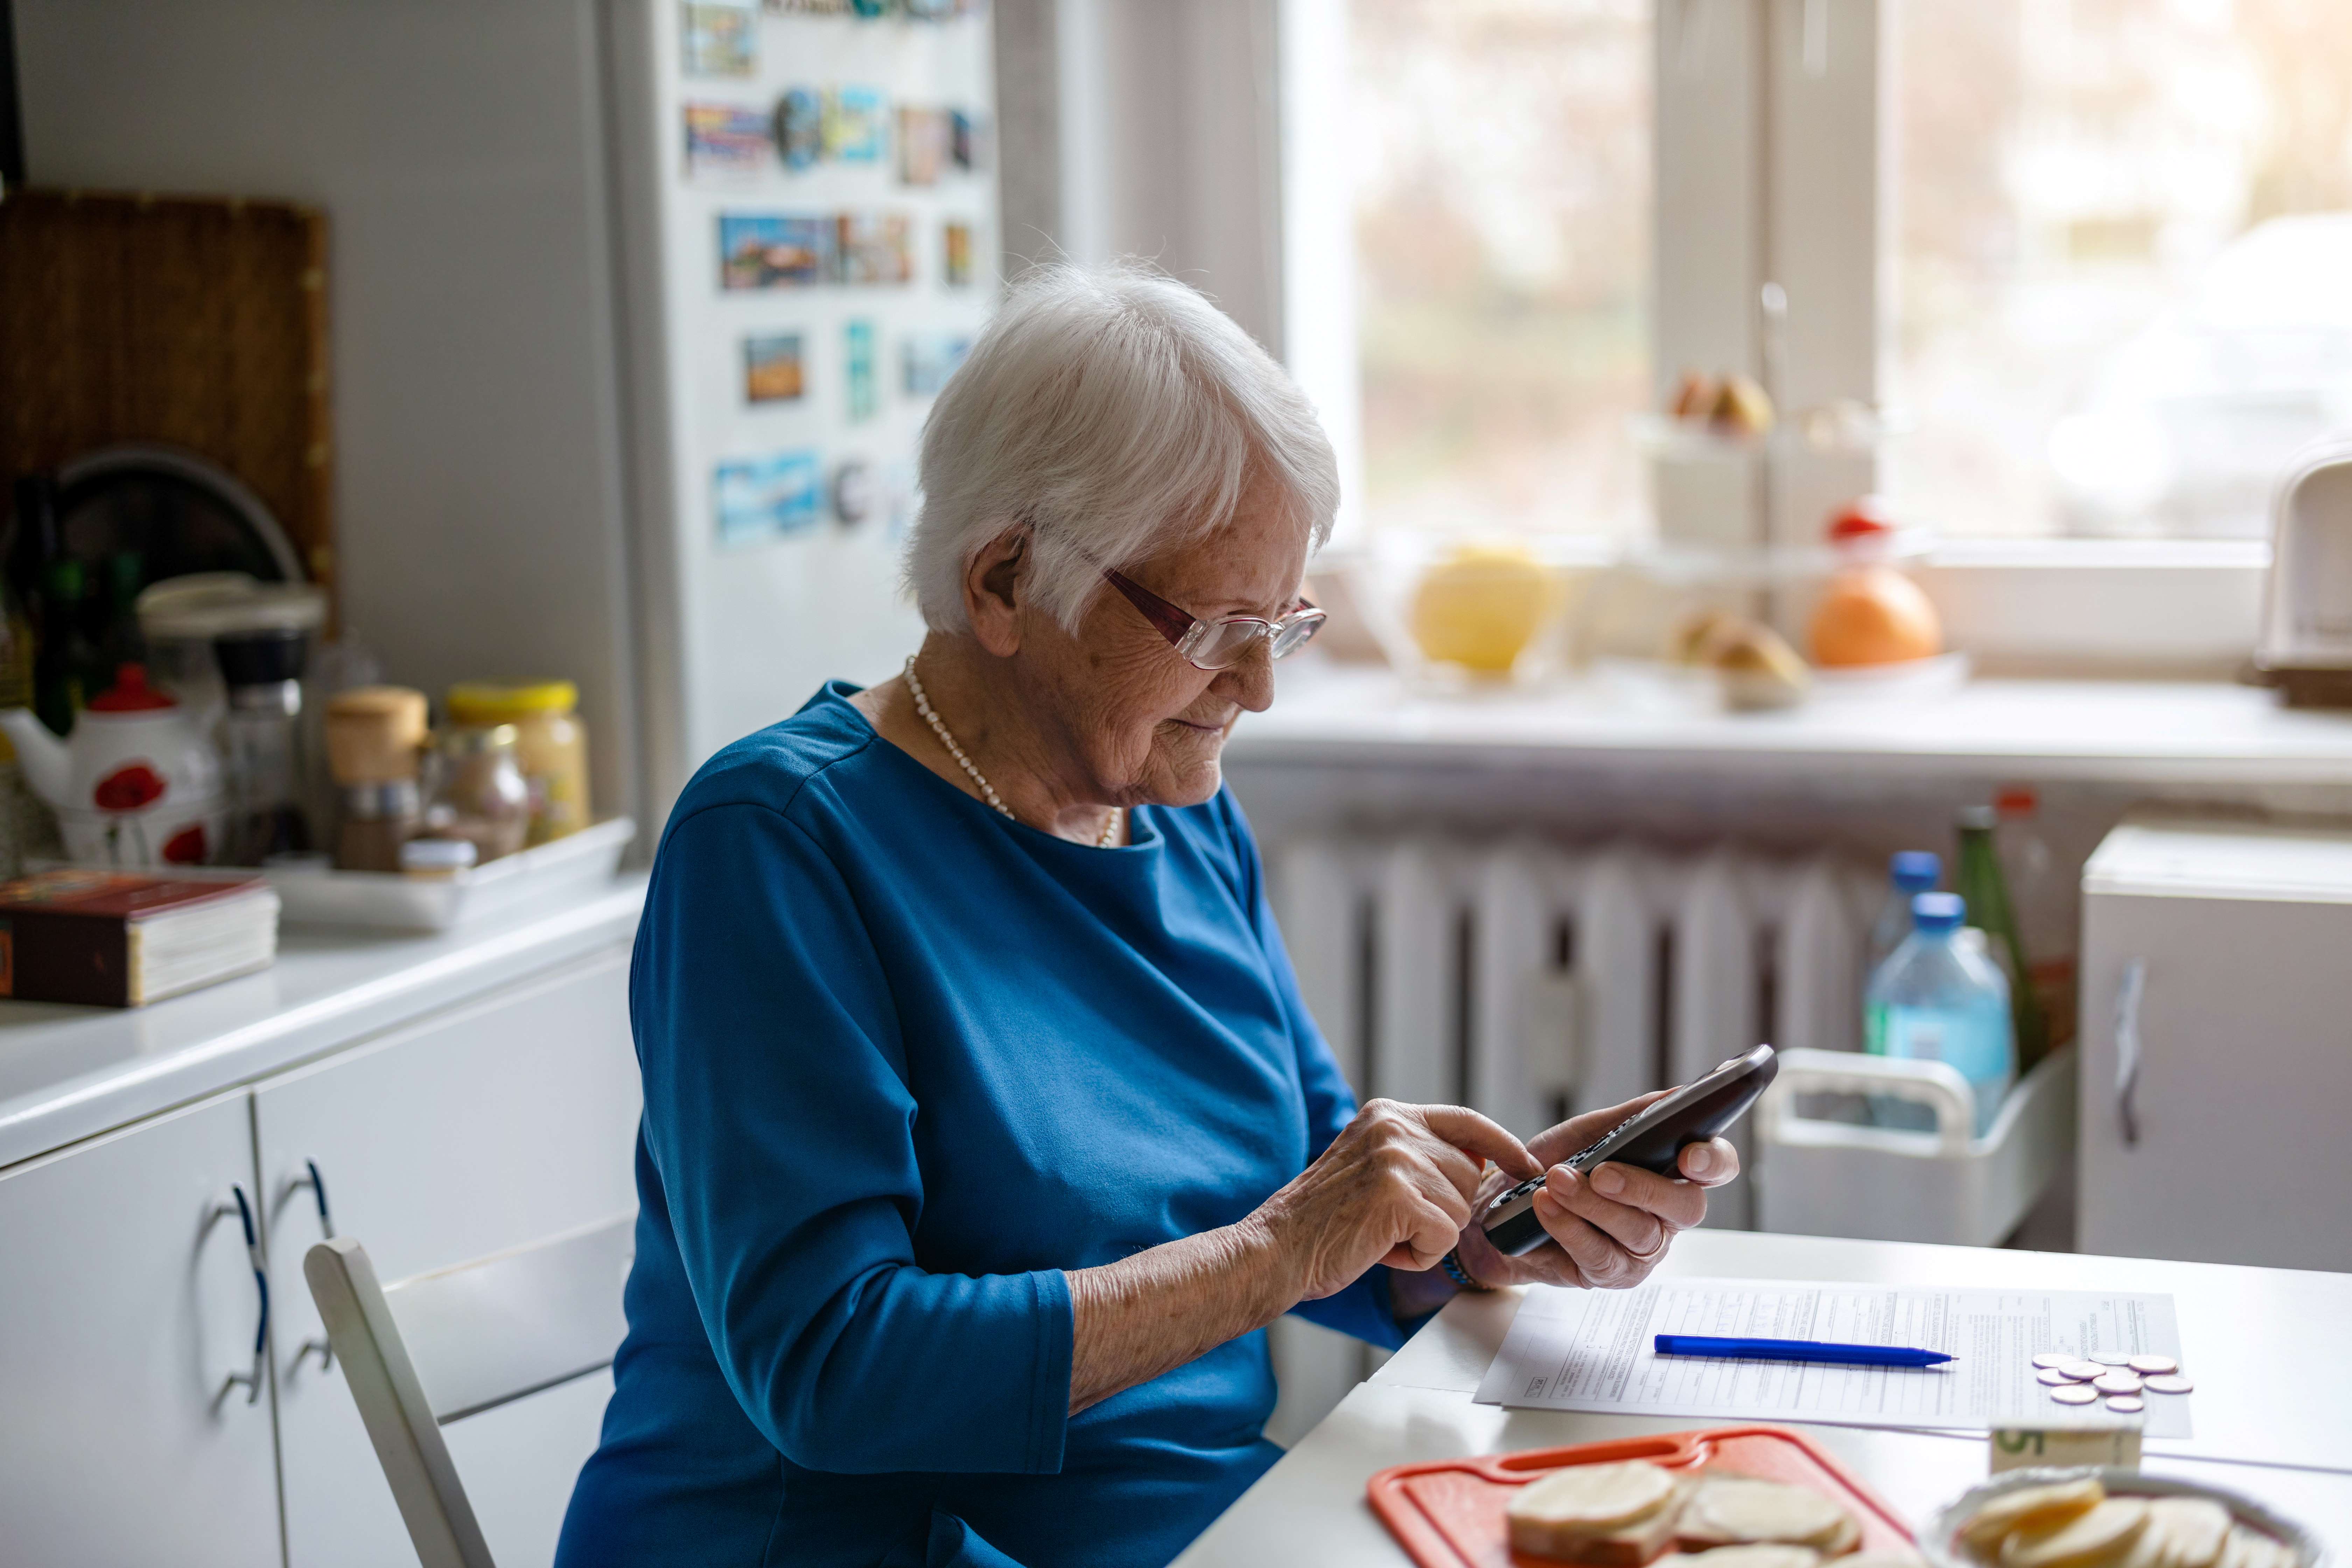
left=1449, top=1091, right=1740, bottom=1293
left=1253, top=1099, right=1540, bottom=1300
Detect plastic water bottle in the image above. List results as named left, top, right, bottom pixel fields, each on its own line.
left=1868, top=851, right=1942, bottom=974
left=1862, top=851, right=1940, bottom=1058
left=1864, top=891, right=2016, bottom=1138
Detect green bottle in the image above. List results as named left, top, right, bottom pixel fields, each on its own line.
left=1955, top=804, right=2048, bottom=1073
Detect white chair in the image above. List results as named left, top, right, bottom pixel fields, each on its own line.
left=303, top=1213, right=635, bottom=1568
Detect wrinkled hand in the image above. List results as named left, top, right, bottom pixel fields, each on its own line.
left=1254, top=1099, right=1540, bottom=1300
left=1450, top=1091, right=1740, bottom=1292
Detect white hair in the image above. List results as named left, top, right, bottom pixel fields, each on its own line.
left=903, top=262, right=1339, bottom=633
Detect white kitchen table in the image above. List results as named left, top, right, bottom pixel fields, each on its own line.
left=1174, top=1229, right=2352, bottom=1566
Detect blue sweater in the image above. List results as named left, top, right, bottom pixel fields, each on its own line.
left=555, top=684, right=1402, bottom=1568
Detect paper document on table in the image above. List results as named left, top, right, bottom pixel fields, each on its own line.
left=1474, top=1276, right=2189, bottom=1439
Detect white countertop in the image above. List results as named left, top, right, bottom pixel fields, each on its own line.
left=1229, top=666, right=2352, bottom=785
left=1175, top=1228, right=2352, bottom=1566
left=0, top=878, right=647, bottom=1171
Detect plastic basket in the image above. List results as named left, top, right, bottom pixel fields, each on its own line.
left=1753, top=1044, right=2076, bottom=1247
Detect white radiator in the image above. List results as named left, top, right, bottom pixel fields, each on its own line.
left=1261, top=833, right=1876, bottom=1444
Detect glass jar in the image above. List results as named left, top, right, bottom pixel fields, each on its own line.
left=445, top=681, right=589, bottom=845
left=422, top=723, right=530, bottom=864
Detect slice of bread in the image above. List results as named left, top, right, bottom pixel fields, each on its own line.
left=1509, top=1468, right=1690, bottom=1565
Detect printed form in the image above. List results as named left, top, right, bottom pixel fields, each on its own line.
left=1474, top=1277, right=2189, bottom=1439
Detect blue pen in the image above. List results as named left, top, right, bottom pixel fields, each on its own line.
left=1653, top=1334, right=1954, bottom=1369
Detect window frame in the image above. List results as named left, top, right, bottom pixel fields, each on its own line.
left=1280, top=0, right=2272, bottom=675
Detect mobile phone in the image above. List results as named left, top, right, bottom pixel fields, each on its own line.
left=1478, top=1044, right=1778, bottom=1258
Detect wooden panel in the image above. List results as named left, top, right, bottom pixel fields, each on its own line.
left=0, top=188, right=334, bottom=590
left=0, top=1092, right=283, bottom=1566
left=256, top=947, right=639, bottom=1568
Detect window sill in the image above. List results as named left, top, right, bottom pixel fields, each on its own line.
left=1232, top=662, right=2352, bottom=788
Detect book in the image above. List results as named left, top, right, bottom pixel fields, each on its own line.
left=0, top=870, right=281, bottom=1007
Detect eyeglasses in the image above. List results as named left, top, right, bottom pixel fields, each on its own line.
left=1101, top=567, right=1326, bottom=671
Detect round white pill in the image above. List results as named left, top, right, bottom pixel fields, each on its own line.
left=2144, top=1373, right=2194, bottom=1394
left=2037, top=1368, right=2076, bottom=1386
left=2059, top=1360, right=2104, bottom=1381
left=2105, top=1395, right=2145, bottom=1413
left=2090, top=1352, right=2135, bottom=1366
left=2093, top=1370, right=2144, bottom=1395
left=2049, top=1384, right=2100, bottom=1405
left=2032, top=1352, right=2071, bottom=1370
left=2128, top=1355, right=2179, bottom=1376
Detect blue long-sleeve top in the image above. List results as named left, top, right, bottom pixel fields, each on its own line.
left=556, top=683, right=1405, bottom=1568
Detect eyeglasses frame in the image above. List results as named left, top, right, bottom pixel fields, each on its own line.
left=1099, top=566, right=1325, bottom=671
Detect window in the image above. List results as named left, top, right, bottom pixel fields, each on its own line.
left=1343, top=0, right=1653, bottom=543
left=1889, top=0, right=2352, bottom=540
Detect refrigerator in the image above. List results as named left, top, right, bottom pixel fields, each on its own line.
left=15, top=0, right=1004, bottom=829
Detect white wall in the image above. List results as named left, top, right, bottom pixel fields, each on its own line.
left=15, top=0, right=643, bottom=825
left=1053, top=0, right=1284, bottom=353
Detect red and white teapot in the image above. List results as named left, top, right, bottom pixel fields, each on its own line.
left=0, top=664, right=228, bottom=866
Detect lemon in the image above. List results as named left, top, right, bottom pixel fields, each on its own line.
left=1409, top=545, right=1557, bottom=674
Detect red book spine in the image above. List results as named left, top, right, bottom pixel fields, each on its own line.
left=0, top=911, right=134, bottom=1007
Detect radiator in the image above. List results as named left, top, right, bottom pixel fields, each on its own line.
left=1260, top=832, right=1876, bottom=1444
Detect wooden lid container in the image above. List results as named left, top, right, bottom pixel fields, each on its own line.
left=326, top=686, right=429, bottom=784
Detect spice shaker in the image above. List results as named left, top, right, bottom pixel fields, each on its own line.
left=421, top=722, right=530, bottom=864
left=325, top=686, right=428, bottom=872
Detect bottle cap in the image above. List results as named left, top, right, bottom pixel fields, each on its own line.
left=446, top=680, right=578, bottom=723
left=1956, top=803, right=1998, bottom=831
left=1912, top=890, right=1966, bottom=933
left=1890, top=850, right=1940, bottom=891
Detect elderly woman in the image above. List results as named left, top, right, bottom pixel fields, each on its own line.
left=556, top=266, right=1737, bottom=1568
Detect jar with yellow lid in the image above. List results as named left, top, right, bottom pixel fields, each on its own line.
left=444, top=681, right=590, bottom=845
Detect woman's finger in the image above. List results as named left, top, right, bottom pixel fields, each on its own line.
left=1419, top=1138, right=1489, bottom=1205
left=1678, top=1137, right=1739, bottom=1188
left=1417, top=1104, right=1539, bottom=1180
left=1543, top=1166, right=1668, bottom=1255
left=1390, top=1193, right=1467, bottom=1269
left=1584, top=1160, right=1710, bottom=1230
left=1527, top=1090, right=1669, bottom=1167
left=1531, top=1188, right=1634, bottom=1284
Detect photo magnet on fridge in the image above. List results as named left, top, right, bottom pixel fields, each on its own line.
left=714, top=451, right=824, bottom=547
left=950, top=109, right=988, bottom=172
left=903, top=333, right=972, bottom=397
left=897, top=107, right=947, bottom=186
left=943, top=220, right=974, bottom=287
left=836, top=213, right=914, bottom=285
left=845, top=319, right=879, bottom=422
left=685, top=104, right=773, bottom=178
left=720, top=214, right=831, bottom=289
left=766, top=0, right=849, bottom=11
left=824, top=87, right=889, bottom=163
left=680, top=1, right=756, bottom=77
left=774, top=88, right=823, bottom=171
left=743, top=334, right=806, bottom=402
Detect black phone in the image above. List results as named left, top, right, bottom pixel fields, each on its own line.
left=1478, top=1044, right=1778, bottom=1258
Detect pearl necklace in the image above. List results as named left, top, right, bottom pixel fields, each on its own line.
left=903, top=657, right=1123, bottom=848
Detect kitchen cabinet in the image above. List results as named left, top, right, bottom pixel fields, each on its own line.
left=2079, top=819, right=2352, bottom=1271
left=0, top=1092, right=281, bottom=1566
left=260, top=948, right=641, bottom=1568
left=0, top=881, right=645, bottom=1568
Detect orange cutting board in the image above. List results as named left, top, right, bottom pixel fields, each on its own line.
left=1367, top=1424, right=1917, bottom=1568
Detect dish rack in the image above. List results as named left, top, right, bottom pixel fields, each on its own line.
left=1752, top=1044, right=2076, bottom=1248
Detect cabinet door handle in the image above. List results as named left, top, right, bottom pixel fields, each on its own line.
left=2114, top=959, right=2147, bottom=1149
left=214, top=1185, right=270, bottom=1407
left=282, top=1160, right=336, bottom=1372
